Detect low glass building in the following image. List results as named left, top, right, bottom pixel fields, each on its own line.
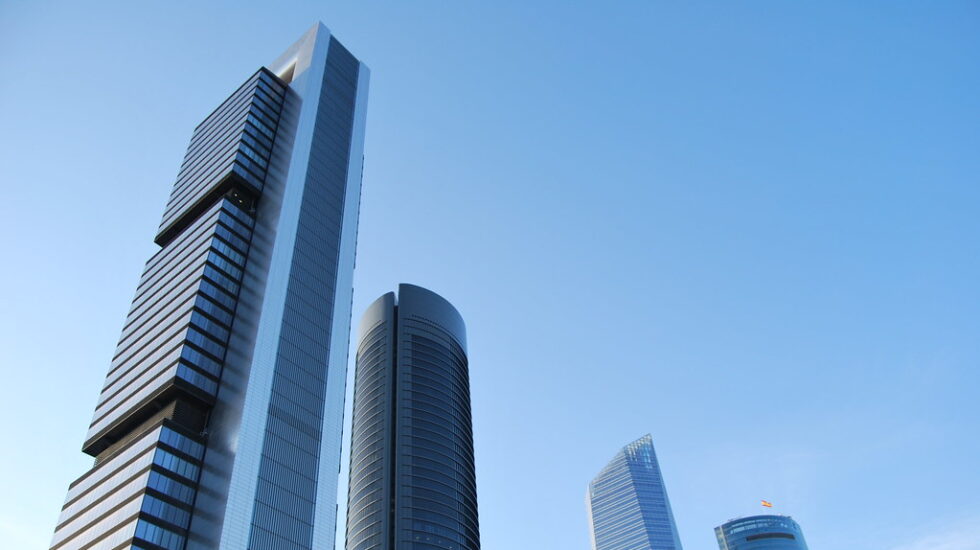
left=715, top=515, right=809, bottom=550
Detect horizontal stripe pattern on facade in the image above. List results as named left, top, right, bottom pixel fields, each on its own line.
left=156, top=69, right=285, bottom=245
left=347, top=318, right=392, bottom=550
left=51, top=423, right=205, bottom=550
left=715, top=515, right=809, bottom=550
left=396, top=318, right=479, bottom=550
left=84, top=199, right=254, bottom=455
left=347, top=285, right=480, bottom=550
left=587, top=435, right=683, bottom=550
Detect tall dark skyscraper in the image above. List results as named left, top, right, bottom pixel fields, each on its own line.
left=49, top=23, right=369, bottom=550
left=715, top=515, right=809, bottom=550
left=587, top=435, right=684, bottom=550
left=345, top=284, right=480, bottom=550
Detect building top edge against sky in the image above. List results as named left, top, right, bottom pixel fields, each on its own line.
left=49, top=23, right=370, bottom=550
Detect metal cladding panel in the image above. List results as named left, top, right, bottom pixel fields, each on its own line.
left=247, top=35, right=361, bottom=550
left=155, top=69, right=286, bottom=246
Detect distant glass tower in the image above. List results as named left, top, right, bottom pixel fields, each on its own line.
left=587, top=435, right=684, bottom=550
left=345, top=284, right=480, bottom=550
left=715, top=515, right=809, bottom=550
left=49, top=23, right=369, bottom=550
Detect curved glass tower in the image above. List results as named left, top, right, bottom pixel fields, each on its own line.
left=587, top=435, right=683, bottom=550
left=346, top=284, right=480, bottom=550
left=715, top=515, right=809, bottom=550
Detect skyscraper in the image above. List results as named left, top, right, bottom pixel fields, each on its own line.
left=345, top=284, right=480, bottom=550
left=49, top=23, right=369, bottom=550
left=715, top=515, right=809, bottom=550
left=587, top=435, right=684, bottom=550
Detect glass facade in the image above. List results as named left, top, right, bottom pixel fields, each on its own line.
left=156, top=68, right=286, bottom=244
left=50, top=22, right=369, bottom=550
left=715, top=516, right=809, bottom=550
left=587, top=435, right=684, bottom=550
left=346, top=284, right=480, bottom=550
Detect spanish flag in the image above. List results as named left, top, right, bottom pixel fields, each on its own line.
left=761, top=500, right=773, bottom=508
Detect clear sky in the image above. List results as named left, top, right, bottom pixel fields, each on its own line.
left=1, top=2, right=978, bottom=549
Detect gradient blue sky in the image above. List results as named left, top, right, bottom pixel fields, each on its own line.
left=1, top=2, right=978, bottom=549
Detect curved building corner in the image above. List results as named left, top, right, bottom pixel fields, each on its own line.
left=715, top=515, right=809, bottom=550
left=346, top=284, right=479, bottom=550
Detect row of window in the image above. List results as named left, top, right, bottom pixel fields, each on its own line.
left=165, top=130, right=268, bottom=226
left=210, top=231, right=247, bottom=266
left=407, top=518, right=473, bottom=548
left=253, top=75, right=285, bottom=106
left=134, top=518, right=185, bottom=550
left=153, top=448, right=200, bottom=482
left=402, top=391, right=473, bottom=429
left=238, top=140, right=268, bottom=170
left=206, top=249, right=244, bottom=283
left=214, top=222, right=250, bottom=256
left=246, top=111, right=277, bottom=142
left=255, top=71, right=286, bottom=97
left=401, top=490, right=477, bottom=528
left=203, top=264, right=240, bottom=296
left=185, top=326, right=226, bottom=363
left=179, top=342, right=222, bottom=377
left=189, top=309, right=230, bottom=344
left=233, top=148, right=269, bottom=183
left=117, top=246, right=217, bottom=348
left=219, top=198, right=255, bottom=229
left=186, top=73, right=281, bottom=161
left=404, top=370, right=473, bottom=417
left=198, top=276, right=237, bottom=313
left=141, top=494, right=190, bottom=529
left=239, top=128, right=273, bottom=163
left=246, top=98, right=280, bottom=133
left=174, top=134, right=254, bottom=199
left=158, top=427, right=204, bottom=459
left=181, top=117, right=262, bottom=183
left=248, top=87, right=284, bottom=128
left=147, top=470, right=196, bottom=505
left=193, top=293, right=233, bottom=327
left=176, top=363, right=218, bottom=396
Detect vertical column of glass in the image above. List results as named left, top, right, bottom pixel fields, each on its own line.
left=346, top=296, right=395, bottom=550
left=396, top=316, right=480, bottom=550
left=244, top=37, right=361, bottom=550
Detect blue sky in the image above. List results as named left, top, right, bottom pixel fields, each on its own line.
left=1, top=2, right=978, bottom=549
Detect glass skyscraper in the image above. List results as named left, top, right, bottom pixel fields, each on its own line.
left=715, top=515, right=809, bottom=550
left=587, top=435, right=684, bottom=550
left=345, top=284, right=480, bottom=550
left=49, top=23, right=369, bottom=550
